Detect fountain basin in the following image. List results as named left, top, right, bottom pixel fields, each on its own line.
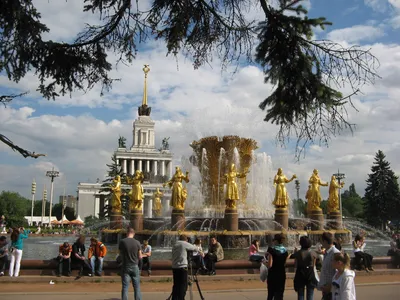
left=101, top=228, right=352, bottom=249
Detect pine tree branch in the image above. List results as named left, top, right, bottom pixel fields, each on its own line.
left=0, top=92, right=28, bottom=106
left=0, top=134, right=46, bottom=158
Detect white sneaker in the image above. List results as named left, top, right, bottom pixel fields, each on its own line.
left=0, top=272, right=4, bottom=276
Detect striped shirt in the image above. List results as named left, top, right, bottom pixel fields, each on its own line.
left=318, top=245, right=340, bottom=290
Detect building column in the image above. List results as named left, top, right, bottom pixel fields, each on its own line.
left=130, top=160, right=135, bottom=175
left=161, top=161, right=165, bottom=176
left=167, top=161, right=173, bottom=178
left=153, top=160, right=158, bottom=176
left=138, top=160, right=143, bottom=171
left=146, top=160, right=150, bottom=173
left=117, top=159, right=120, bottom=166
left=94, top=196, right=100, bottom=218
left=123, top=159, right=127, bottom=174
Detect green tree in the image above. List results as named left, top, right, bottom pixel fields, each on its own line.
left=364, top=150, right=400, bottom=228
left=32, top=200, right=50, bottom=216
left=292, top=198, right=306, bottom=217
left=341, top=183, right=365, bottom=219
left=53, top=204, right=77, bottom=221
left=84, top=215, right=107, bottom=229
left=0, top=191, right=30, bottom=227
left=0, top=0, right=378, bottom=159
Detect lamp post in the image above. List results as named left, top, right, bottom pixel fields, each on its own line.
left=333, top=170, right=345, bottom=218
left=294, top=179, right=300, bottom=200
left=46, top=167, right=59, bottom=228
left=31, top=179, right=36, bottom=226
left=41, top=186, right=47, bottom=225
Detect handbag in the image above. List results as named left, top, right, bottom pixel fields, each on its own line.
left=259, top=263, right=268, bottom=282
left=9, top=246, right=15, bottom=253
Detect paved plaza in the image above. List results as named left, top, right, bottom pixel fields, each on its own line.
left=1, top=284, right=400, bottom=300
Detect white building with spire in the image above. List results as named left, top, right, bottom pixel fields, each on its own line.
left=77, top=65, right=173, bottom=220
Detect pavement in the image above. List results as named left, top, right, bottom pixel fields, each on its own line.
left=1, top=284, right=400, bottom=300
left=1, top=272, right=400, bottom=299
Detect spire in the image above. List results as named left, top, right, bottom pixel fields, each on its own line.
left=142, top=64, right=150, bottom=106
left=138, top=64, right=152, bottom=116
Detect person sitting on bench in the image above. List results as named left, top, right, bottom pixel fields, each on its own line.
left=57, top=242, right=72, bottom=277
left=353, top=234, right=373, bottom=272
left=88, top=237, right=107, bottom=276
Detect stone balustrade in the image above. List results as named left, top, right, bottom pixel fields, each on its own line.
left=9, top=256, right=396, bottom=276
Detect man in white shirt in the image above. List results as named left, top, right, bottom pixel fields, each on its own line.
left=171, top=235, right=200, bottom=300
left=318, top=232, right=340, bottom=300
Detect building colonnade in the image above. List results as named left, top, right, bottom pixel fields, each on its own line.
left=117, top=158, right=172, bottom=177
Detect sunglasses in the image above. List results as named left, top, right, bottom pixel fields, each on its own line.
left=332, top=282, right=340, bottom=289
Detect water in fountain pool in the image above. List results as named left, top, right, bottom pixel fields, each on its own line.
left=21, top=235, right=389, bottom=260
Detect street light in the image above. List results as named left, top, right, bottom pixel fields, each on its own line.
left=46, top=167, right=59, bottom=228
left=333, top=170, right=345, bottom=218
left=294, top=179, right=300, bottom=200
left=31, top=179, right=36, bottom=226
left=41, top=186, right=47, bottom=225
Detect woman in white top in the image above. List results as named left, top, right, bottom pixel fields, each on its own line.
left=192, top=238, right=207, bottom=270
left=353, top=234, right=373, bottom=272
left=331, top=252, right=356, bottom=300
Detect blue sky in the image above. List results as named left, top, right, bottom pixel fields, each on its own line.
left=1, top=0, right=400, bottom=201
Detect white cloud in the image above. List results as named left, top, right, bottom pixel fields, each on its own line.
left=364, top=0, right=389, bottom=13
left=2, top=0, right=400, bottom=204
left=326, top=25, right=385, bottom=43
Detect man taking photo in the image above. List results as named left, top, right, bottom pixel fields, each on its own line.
left=171, top=234, right=200, bottom=300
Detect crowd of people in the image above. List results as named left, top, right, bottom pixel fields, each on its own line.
left=254, top=232, right=371, bottom=300
left=0, top=225, right=394, bottom=300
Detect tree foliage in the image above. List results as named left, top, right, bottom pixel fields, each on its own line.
left=0, top=0, right=379, bottom=159
left=364, top=150, right=400, bottom=228
left=0, top=191, right=30, bottom=227
left=341, top=183, right=364, bottom=219
left=53, top=203, right=76, bottom=221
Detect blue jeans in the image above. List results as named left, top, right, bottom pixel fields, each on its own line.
left=121, top=265, right=142, bottom=300
left=90, top=256, right=104, bottom=274
left=297, top=284, right=314, bottom=300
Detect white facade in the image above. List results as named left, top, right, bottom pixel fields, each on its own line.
left=77, top=67, right=173, bottom=220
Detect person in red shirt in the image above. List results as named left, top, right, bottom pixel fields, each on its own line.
left=57, top=242, right=72, bottom=277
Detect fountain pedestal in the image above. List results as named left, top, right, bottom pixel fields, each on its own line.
left=328, top=211, right=342, bottom=229
left=171, top=209, right=185, bottom=231
left=224, top=208, right=238, bottom=231
left=274, top=208, right=288, bottom=230
left=130, top=209, right=143, bottom=232
left=310, top=209, right=324, bottom=230
left=109, top=213, right=123, bottom=229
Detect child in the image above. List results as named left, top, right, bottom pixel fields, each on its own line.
left=141, top=240, right=152, bottom=276
left=331, top=252, right=356, bottom=300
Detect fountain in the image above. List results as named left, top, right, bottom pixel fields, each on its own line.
left=101, top=135, right=352, bottom=249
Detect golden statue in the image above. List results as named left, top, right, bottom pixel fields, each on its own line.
left=224, top=163, right=248, bottom=209
left=308, top=169, right=328, bottom=211
left=305, top=185, right=313, bottom=213
left=163, top=167, right=189, bottom=210
left=152, top=188, right=163, bottom=217
left=327, top=175, right=345, bottom=214
left=110, top=175, right=122, bottom=214
left=126, top=170, right=145, bottom=210
left=272, top=168, right=297, bottom=209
